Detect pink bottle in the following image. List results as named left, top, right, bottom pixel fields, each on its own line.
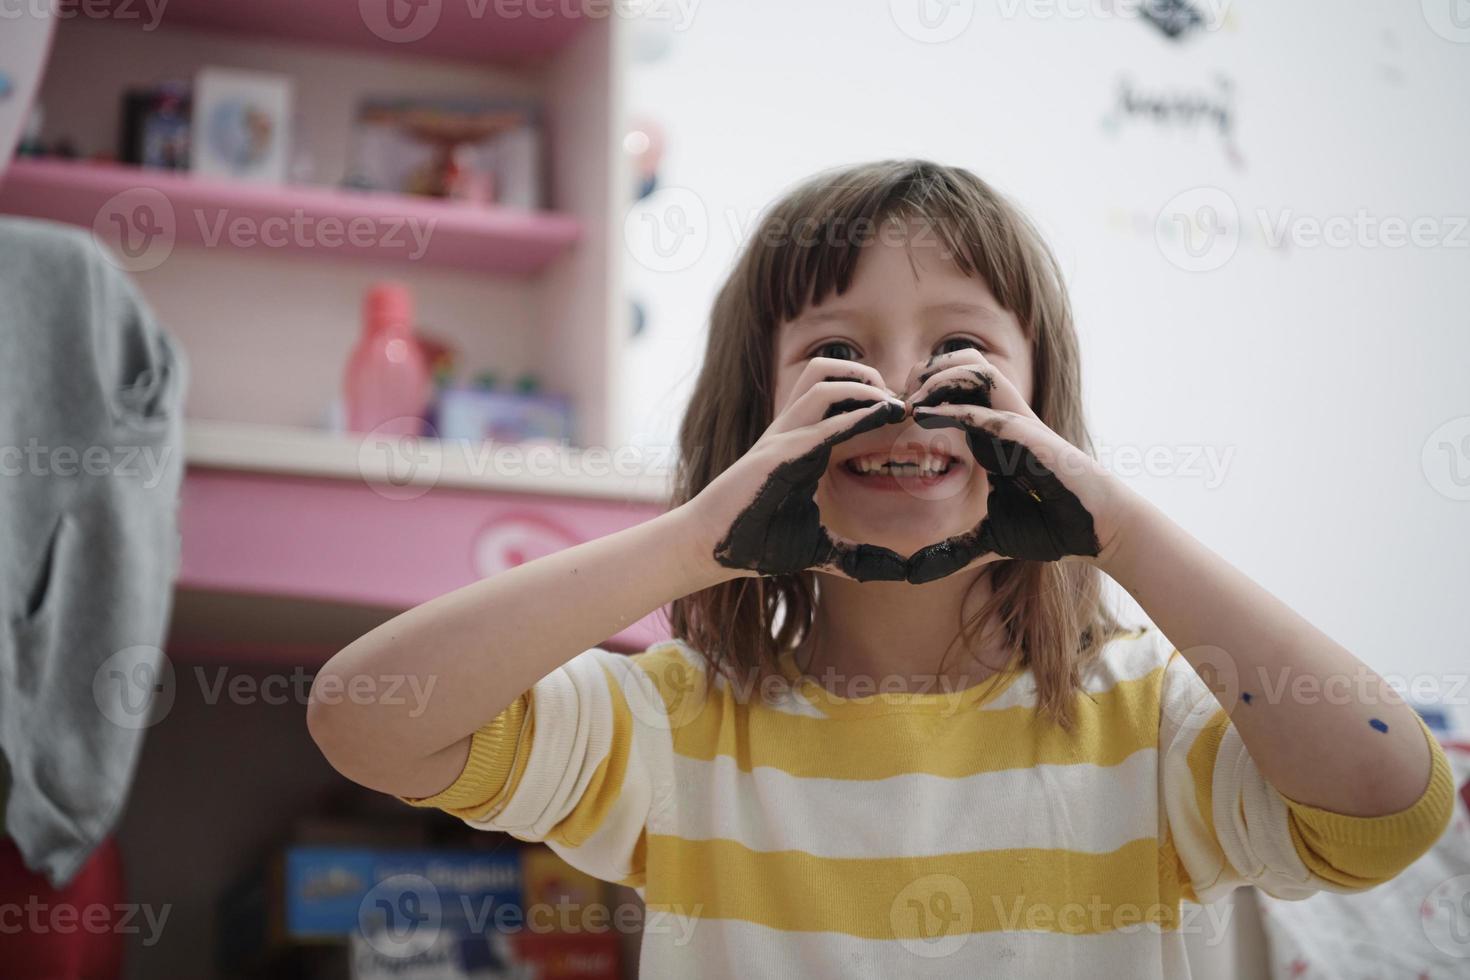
left=344, top=282, right=430, bottom=435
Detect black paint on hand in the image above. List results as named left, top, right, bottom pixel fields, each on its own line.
left=905, top=408, right=1101, bottom=583
left=713, top=400, right=910, bottom=582
left=912, top=372, right=994, bottom=409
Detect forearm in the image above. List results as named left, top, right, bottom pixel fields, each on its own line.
left=1100, top=493, right=1432, bottom=817
left=308, top=503, right=732, bottom=797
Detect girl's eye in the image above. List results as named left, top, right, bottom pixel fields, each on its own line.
left=934, top=336, right=985, bottom=356
left=812, top=341, right=860, bottom=361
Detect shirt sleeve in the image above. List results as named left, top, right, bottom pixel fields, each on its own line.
left=1158, top=648, right=1455, bottom=904
left=397, top=647, right=669, bottom=889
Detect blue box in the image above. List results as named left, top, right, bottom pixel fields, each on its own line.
left=433, top=387, right=575, bottom=445
left=281, top=846, right=523, bottom=940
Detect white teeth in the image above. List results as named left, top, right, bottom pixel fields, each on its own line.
left=850, top=453, right=951, bottom=477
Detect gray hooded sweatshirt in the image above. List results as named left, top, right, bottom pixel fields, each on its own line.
left=0, top=216, right=186, bottom=887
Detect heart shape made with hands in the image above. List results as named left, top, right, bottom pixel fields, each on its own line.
left=711, top=357, right=1103, bottom=584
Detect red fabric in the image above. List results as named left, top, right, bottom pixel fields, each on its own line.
left=0, top=837, right=125, bottom=980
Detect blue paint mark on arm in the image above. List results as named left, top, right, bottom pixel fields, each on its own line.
left=1369, top=718, right=1388, bottom=733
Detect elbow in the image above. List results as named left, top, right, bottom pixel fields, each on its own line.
left=306, top=664, right=369, bottom=785
left=306, top=660, right=429, bottom=798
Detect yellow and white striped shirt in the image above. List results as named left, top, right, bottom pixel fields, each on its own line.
left=403, top=626, right=1454, bottom=978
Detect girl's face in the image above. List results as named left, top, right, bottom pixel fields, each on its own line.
left=773, top=223, right=1034, bottom=560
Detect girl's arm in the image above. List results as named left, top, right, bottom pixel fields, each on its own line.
left=308, top=360, right=909, bottom=801
left=307, top=506, right=727, bottom=800
left=901, top=345, right=1444, bottom=822
left=1101, top=492, right=1436, bottom=818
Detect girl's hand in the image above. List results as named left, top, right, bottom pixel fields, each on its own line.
left=686, top=357, right=911, bottom=582
left=901, top=349, right=1126, bottom=583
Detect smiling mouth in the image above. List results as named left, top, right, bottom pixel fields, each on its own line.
left=841, top=451, right=957, bottom=480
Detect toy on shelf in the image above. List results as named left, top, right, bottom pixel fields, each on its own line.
left=432, top=371, right=575, bottom=446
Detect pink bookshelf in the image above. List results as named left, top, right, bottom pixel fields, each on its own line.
left=91, top=0, right=587, bottom=65
left=0, top=158, right=583, bottom=275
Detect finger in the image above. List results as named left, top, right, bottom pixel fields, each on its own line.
left=911, top=403, right=1035, bottom=479
left=902, top=347, right=988, bottom=399
left=769, top=379, right=905, bottom=435
left=905, top=523, right=997, bottom=585
left=913, top=405, right=1100, bottom=562
left=801, top=396, right=908, bottom=449
left=909, top=360, right=1032, bottom=419
left=814, top=529, right=909, bottom=582
left=786, top=356, right=894, bottom=409
left=761, top=398, right=909, bottom=499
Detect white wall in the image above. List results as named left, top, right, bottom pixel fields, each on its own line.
left=619, top=1, right=1470, bottom=732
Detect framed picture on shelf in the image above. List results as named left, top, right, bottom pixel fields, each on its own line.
left=191, top=67, right=292, bottom=184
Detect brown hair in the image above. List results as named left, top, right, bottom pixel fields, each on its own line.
left=667, top=159, right=1129, bottom=731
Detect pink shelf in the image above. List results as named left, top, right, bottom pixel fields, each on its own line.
left=175, top=466, right=670, bottom=660
left=0, top=159, right=581, bottom=275
left=91, top=0, right=586, bottom=65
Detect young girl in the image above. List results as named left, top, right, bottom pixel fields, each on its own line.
left=309, top=160, right=1453, bottom=977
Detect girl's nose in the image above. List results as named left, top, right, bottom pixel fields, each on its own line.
left=893, top=352, right=938, bottom=401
